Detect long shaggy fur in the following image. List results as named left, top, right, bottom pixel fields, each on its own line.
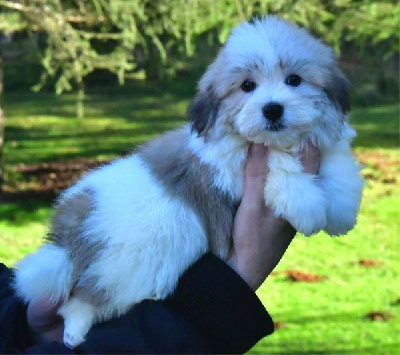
left=14, top=16, right=363, bottom=348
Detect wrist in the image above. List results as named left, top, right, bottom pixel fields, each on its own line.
left=226, top=255, right=263, bottom=291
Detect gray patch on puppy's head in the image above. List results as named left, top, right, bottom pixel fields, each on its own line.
left=324, top=68, right=350, bottom=114
left=188, top=86, right=220, bottom=137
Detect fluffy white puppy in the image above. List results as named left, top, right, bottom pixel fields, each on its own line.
left=14, top=16, right=363, bottom=348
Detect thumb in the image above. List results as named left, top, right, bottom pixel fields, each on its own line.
left=242, top=144, right=268, bottom=205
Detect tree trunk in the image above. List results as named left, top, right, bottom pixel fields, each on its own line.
left=0, top=53, right=4, bottom=194
left=77, top=81, right=85, bottom=119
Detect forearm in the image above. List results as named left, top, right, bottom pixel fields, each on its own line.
left=164, top=253, right=274, bottom=353
left=1, top=254, right=274, bottom=354
left=0, top=264, right=40, bottom=353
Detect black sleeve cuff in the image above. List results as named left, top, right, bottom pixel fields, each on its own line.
left=165, top=253, right=274, bottom=354
left=0, top=264, right=36, bottom=352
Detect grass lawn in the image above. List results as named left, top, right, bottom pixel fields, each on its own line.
left=1, top=79, right=399, bottom=354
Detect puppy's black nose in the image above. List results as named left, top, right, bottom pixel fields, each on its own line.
left=263, top=103, right=284, bottom=121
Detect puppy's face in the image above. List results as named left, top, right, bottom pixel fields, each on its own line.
left=189, top=17, right=349, bottom=148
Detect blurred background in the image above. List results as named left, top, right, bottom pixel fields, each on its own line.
left=0, top=1, right=398, bottom=353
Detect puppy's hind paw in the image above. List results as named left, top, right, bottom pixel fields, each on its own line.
left=63, top=329, right=85, bottom=349
left=59, top=297, right=95, bottom=349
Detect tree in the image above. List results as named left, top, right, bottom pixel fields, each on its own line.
left=0, top=8, right=26, bottom=193
left=328, top=0, right=400, bottom=94
left=1, top=0, right=397, bottom=95
left=0, top=53, right=3, bottom=192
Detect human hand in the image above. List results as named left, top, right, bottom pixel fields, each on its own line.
left=226, top=142, right=321, bottom=290
left=27, top=298, right=64, bottom=344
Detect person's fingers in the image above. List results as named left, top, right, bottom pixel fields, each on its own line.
left=27, top=299, right=64, bottom=331
left=300, top=140, right=321, bottom=175
left=241, top=144, right=268, bottom=206
left=245, top=144, right=268, bottom=177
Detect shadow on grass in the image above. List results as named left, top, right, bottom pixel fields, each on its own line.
left=5, top=123, right=183, bottom=165
left=1, top=192, right=54, bottom=225
left=6, top=119, right=182, bottom=142
left=5, top=77, right=195, bottom=114
left=4, top=80, right=192, bottom=166
left=273, top=311, right=366, bottom=324
left=351, top=104, right=399, bottom=149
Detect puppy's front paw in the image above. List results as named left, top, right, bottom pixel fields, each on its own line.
left=265, top=172, right=327, bottom=236
left=290, top=205, right=327, bottom=236
left=320, top=168, right=363, bottom=236
left=324, top=217, right=355, bottom=236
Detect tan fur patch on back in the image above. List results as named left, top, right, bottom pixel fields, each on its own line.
left=48, top=188, right=94, bottom=249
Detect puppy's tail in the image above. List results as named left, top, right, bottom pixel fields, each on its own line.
left=13, top=244, right=73, bottom=304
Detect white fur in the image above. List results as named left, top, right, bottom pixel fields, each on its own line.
left=264, top=150, right=327, bottom=236
left=15, top=154, right=208, bottom=347
left=14, top=244, right=73, bottom=304
left=190, top=16, right=363, bottom=235
left=59, top=298, right=96, bottom=348
left=80, top=156, right=207, bottom=307
left=14, top=16, right=363, bottom=348
left=188, top=132, right=247, bottom=199
left=319, top=125, right=363, bottom=235
left=63, top=156, right=207, bottom=345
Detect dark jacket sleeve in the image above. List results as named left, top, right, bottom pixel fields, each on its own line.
left=0, top=263, right=68, bottom=354
left=0, top=254, right=274, bottom=354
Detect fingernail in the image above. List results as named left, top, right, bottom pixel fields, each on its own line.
left=249, top=143, right=267, bottom=158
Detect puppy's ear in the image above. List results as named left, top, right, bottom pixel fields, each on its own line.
left=325, top=70, right=350, bottom=114
left=188, top=88, right=219, bottom=136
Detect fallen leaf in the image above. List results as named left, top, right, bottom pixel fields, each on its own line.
left=273, top=321, right=287, bottom=330
left=358, top=259, right=384, bottom=267
left=284, top=270, right=325, bottom=282
left=366, top=311, right=394, bottom=322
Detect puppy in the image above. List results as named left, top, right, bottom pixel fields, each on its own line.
left=14, top=16, right=363, bottom=348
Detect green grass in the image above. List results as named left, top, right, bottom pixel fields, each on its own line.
left=254, top=189, right=399, bottom=353
left=3, top=81, right=193, bottom=166
left=1, top=80, right=399, bottom=353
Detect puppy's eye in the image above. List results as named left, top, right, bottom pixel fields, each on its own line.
left=240, top=79, right=257, bottom=92
left=285, top=74, right=302, bottom=87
